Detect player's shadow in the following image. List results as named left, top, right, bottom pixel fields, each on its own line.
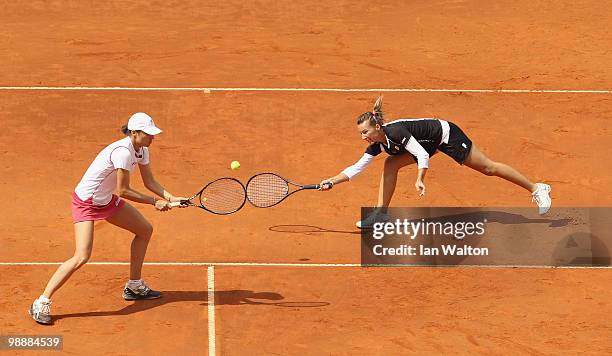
left=269, top=225, right=361, bottom=235
left=422, top=210, right=573, bottom=228
left=52, top=290, right=328, bottom=323
left=269, top=211, right=572, bottom=236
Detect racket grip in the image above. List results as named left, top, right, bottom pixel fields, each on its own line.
left=303, top=184, right=321, bottom=190
left=169, top=200, right=191, bottom=207
left=321, top=181, right=333, bottom=189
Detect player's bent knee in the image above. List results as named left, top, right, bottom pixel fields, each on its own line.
left=73, top=254, right=91, bottom=268
left=482, top=164, right=498, bottom=176
left=139, top=222, right=154, bottom=239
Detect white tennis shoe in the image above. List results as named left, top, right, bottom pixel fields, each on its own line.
left=29, top=297, right=52, bottom=325
left=532, top=183, right=552, bottom=215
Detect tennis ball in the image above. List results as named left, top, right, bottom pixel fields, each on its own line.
left=230, top=161, right=241, bottom=170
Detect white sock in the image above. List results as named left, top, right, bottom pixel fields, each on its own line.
left=38, top=295, right=50, bottom=303
left=127, top=279, right=143, bottom=288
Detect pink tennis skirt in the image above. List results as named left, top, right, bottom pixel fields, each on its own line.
left=71, top=192, right=125, bottom=223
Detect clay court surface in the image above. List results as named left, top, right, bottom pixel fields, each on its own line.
left=1, top=1, right=612, bottom=355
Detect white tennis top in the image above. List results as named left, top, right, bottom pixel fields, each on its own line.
left=74, top=137, right=149, bottom=205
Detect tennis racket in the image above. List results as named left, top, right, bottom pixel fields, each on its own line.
left=245, top=172, right=330, bottom=208
left=169, top=177, right=246, bottom=215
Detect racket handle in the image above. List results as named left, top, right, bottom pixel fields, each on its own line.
left=169, top=200, right=191, bottom=207
left=303, top=184, right=321, bottom=190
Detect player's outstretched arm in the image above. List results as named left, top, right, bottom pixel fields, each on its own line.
left=320, top=173, right=349, bottom=191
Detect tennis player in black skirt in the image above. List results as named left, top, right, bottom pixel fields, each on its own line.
left=320, top=96, right=552, bottom=228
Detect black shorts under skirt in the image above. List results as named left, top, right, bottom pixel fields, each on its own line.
left=437, top=122, right=473, bottom=165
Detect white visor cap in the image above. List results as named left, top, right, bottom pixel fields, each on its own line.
left=127, top=112, right=162, bottom=135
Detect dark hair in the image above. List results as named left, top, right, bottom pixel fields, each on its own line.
left=120, top=125, right=143, bottom=136
left=120, top=124, right=130, bottom=136
left=356, top=95, right=384, bottom=126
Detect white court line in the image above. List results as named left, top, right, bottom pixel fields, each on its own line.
left=207, top=266, right=216, bottom=356
left=0, top=262, right=609, bottom=268
left=0, top=86, right=610, bottom=94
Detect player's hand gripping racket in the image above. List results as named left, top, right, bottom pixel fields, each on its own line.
left=245, top=172, right=331, bottom=208
left=169, top=177, right=246, bottom=215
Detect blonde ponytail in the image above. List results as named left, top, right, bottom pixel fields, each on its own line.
left=372, top=95, right=383, bottom=115
left=356, top=95, right=384, bottom=126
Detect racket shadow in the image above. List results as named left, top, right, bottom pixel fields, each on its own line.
left=269, top=225, right=361, bottom=235
left=214, top=290, right=329, bottom=308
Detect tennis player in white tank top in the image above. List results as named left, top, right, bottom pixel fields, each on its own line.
left=29, top=113, right=187, bottom=324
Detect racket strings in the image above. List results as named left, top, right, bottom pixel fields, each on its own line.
left=246, top=174, right=289, bottom=208
left=201, top=179, right=246, bottom=214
